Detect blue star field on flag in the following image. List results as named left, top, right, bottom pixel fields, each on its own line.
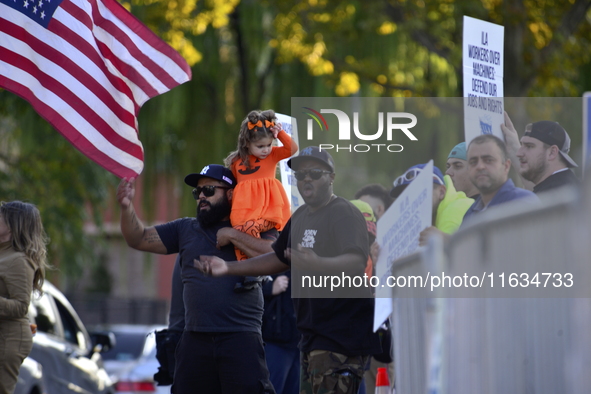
left=1, top=0, right=63, bottom=28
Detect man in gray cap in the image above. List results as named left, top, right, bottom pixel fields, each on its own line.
left=502, top=112, right=580, bottom=194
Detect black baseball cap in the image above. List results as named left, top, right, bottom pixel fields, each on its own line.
left=524, top=121, right=578, bottom=168
left=184, top=164, right=236, bottom=187
left=287, top=146, right=335, bottom=172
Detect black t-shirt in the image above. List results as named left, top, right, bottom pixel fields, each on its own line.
left=272, top=197, right=381, bottom=356
left=168, top=255, right=184, bottom=332
left=533, top=169, right=580, bottom=194
left=156, top=218, right=276, bottom=333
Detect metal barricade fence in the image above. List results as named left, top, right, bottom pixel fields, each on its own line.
left=389, top=186, right=591, bottom=394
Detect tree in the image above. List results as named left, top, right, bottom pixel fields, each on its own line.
left=266, top=0, right=591, bottom=97
left=2, top=0, right=590, bottom=285
left=0, top=92, right=112, bottom=282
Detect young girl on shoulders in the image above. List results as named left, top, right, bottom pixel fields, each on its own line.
left=224, top=109, right=298, bottom=260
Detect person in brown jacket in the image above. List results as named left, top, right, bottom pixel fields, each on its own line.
left=0, top=201, right=49, bottom=394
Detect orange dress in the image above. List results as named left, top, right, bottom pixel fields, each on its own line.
left=230, top=130, right=296, bottom=231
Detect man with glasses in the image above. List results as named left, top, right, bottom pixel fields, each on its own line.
left=195, top=147, right=381, bottom=394
left=116, top=164, right=276, bottom=394
left=390, top=163, right=474, bottom=240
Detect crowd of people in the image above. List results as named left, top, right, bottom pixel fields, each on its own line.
left=117, top=109, right=580, bottom=394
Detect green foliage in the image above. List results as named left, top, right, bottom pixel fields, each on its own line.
left=1, top=0, right=591, bottom=287
left=0, top=92, right=114, bottom=281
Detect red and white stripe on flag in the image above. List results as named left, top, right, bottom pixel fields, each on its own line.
left=0, top=0, right=191, bottom=178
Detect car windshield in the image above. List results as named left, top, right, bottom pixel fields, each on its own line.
left=101, top=332, right=146, bottom=361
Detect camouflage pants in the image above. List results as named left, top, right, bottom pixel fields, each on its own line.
left=300, top=350, right=369, bottom=394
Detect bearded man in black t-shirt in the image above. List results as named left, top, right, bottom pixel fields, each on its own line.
left=117, top=164, right=277, bottom=394
left=196, top=147, right=381, bottom=394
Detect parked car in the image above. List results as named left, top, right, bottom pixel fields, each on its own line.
left=26, top=281, right=115, bottom=394
left=94, top=324, right=169, bottom=394
left=15, top=357, right=45, bottom=394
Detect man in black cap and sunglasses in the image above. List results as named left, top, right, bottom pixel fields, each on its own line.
left=502, top=112, right=580, bottom=194
left=195, top=147, right=381, bottom=394
left=116, top=164, right=277, bottom=394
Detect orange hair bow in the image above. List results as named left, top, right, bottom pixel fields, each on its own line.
left=247, top=120, right=262, bottom=130
left=247, top=120, right=275, bottom=130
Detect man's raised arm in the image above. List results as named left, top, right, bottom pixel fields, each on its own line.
left=117, top=178, right=167, bottom=254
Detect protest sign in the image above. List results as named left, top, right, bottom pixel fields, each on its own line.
left=276, top=113, right=303, bottom=211
left=463, top=16, right=504, bottom=146
left=373, top=161, right=434, bottom=331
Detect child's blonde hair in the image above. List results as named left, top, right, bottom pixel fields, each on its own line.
left=224, top=109, right=277, bottom=169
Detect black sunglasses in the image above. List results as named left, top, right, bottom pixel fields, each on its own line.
left=192, top=186, right=230, bottom=199
left=293, top=169, right=332, bottom=181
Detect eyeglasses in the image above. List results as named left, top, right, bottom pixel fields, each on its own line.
left=293, top=169, right=332, bottom=181
left=192, top=186, right=230, bottom=199
left=392, top=168, right=443, bottom=188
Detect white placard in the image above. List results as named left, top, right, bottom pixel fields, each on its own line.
left=373, top=161, right=434, bottom=331
left=275, top=113, right=303, bottom=211
left=463, top=16, right=505, bottom=146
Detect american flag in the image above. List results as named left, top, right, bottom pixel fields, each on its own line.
left=0, top=0, right=192, bottom=178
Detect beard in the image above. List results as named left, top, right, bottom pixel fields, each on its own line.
left=520, top=157, right=547, bottom=184
left=197, top=195, right=231, bottom=227
left=472, top=172, right=505, bottom=195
